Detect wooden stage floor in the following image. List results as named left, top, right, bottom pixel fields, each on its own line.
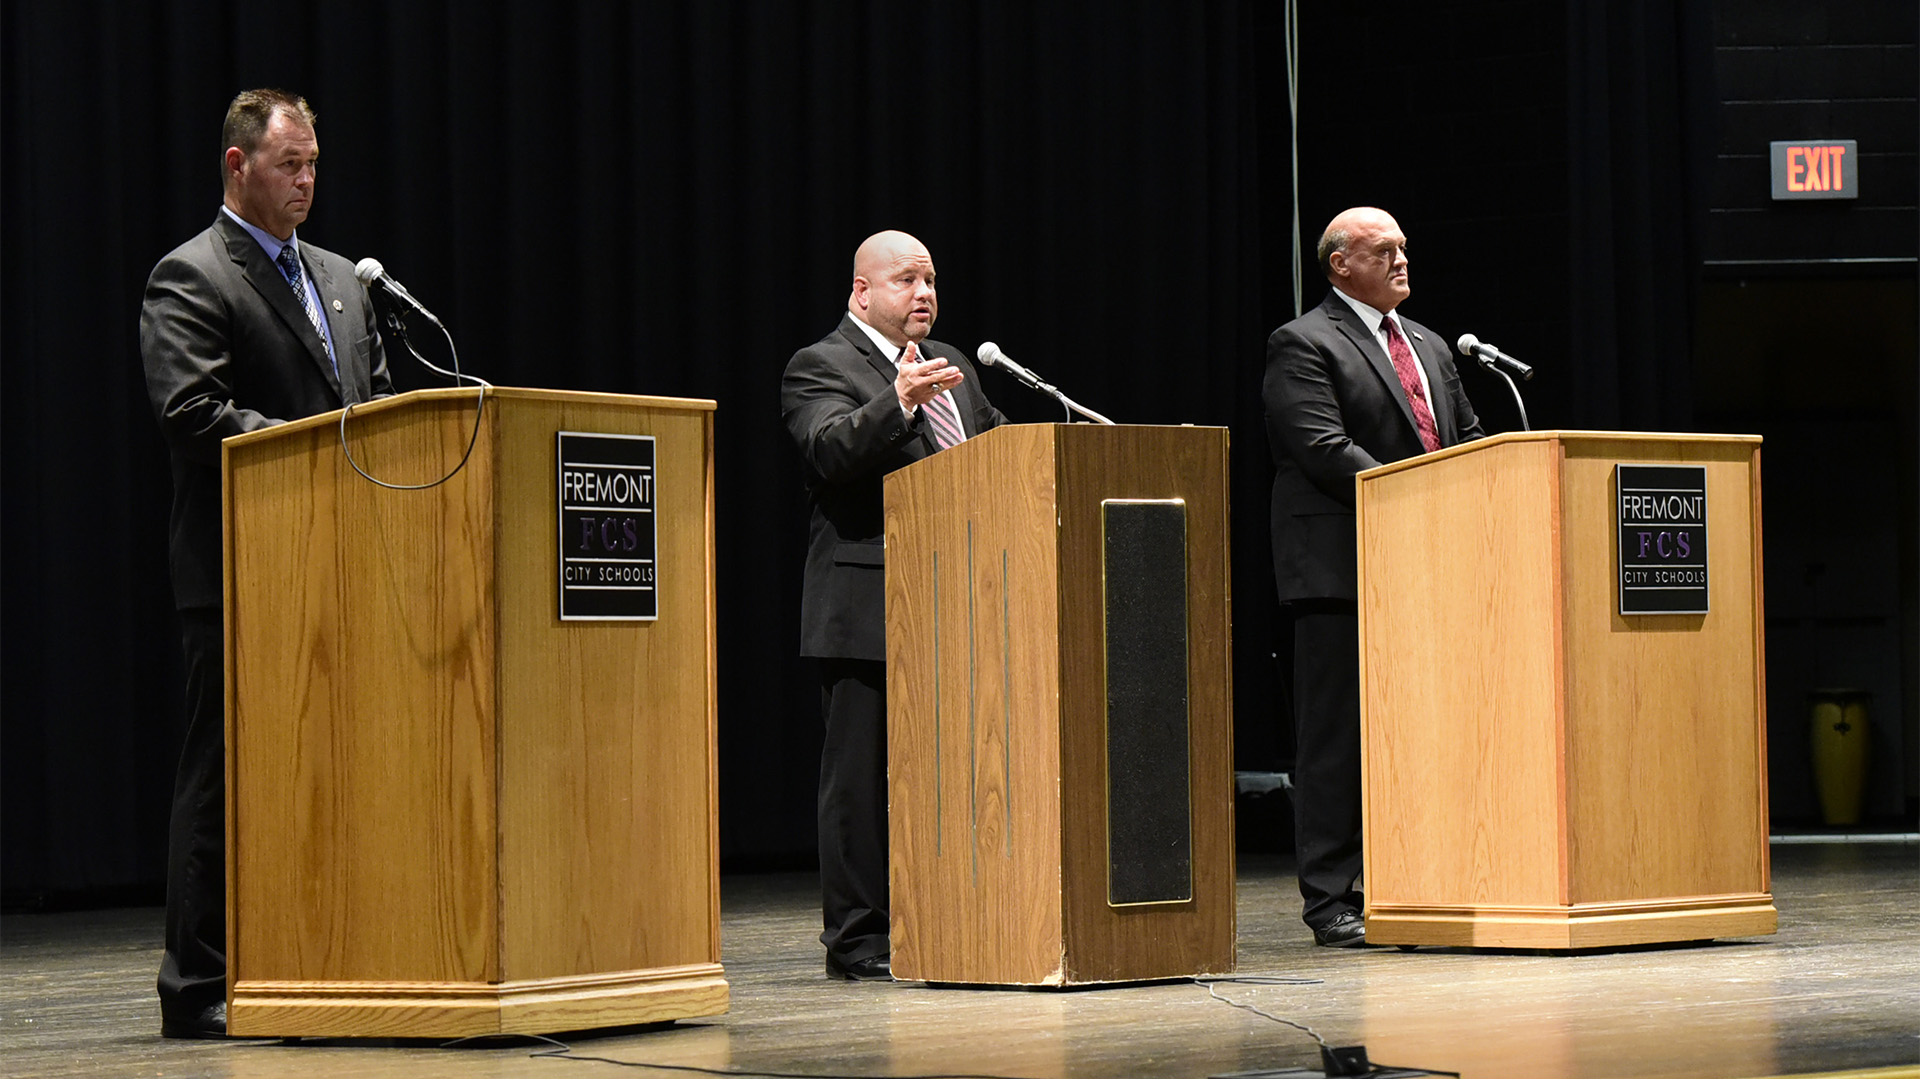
left=3, top=842, right=1914, bottom=1078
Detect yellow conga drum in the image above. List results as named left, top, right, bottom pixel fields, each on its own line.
left=1808, top=689, right=1871, bottom=826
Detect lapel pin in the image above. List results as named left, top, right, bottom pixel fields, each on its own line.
left=332, top=299, right=344, bottom=312
left=1412, top=331, right=1424, bottom=341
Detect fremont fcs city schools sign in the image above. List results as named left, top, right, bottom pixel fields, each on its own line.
left=1615, top=464, right=1709, bottom=616
left=557, top=431, right=658, bottom=621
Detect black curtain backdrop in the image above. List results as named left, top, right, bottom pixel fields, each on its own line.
left=1, top=0, right=1705, bottom=904
left=1567, top=0, right=1715, bottom=432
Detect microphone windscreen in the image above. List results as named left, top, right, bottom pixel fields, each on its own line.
left=976, top=342, right=1002, bottom=367
left=353, top=257, right=384, bottom=285
left=1455, top=333, right=1481, bottom=357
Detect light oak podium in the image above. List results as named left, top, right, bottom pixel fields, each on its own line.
left=1355, top=430, right=1776, bottom=949
left=883, top=423, right=1236, bottom=985
left=220, top=386, right=727, bottom=1036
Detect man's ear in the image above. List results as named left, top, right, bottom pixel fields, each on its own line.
left=223, top=146, right=247, bottom=184
left=1326, top=250, right=1347, bottom=280
left=850, top=275, right=870, bottom=311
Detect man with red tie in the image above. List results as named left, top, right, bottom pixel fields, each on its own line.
left=1262, top=207, right=1484, bottom=947
left=780, top=231, right=1007, bottom=980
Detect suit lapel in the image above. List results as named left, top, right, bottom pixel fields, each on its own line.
left=1324, top=294, right=1421, bottom=437
left=217, top=216, right=343, bottom=397
left=1405, top=324, right=1456, bottom=442
left=836, top=315, right=933, bottom=459
left=945, top=379, right=975, bottom=438
left=308, top=256, right=364, bottom=402
left=838, top=315, right=898, bottom=383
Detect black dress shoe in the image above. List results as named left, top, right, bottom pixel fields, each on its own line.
left=160, top=1000, right=230, bottom=1039
left=825, top=953, right=893, bottom=981
left=1312, top=911, right=1367, bottom=948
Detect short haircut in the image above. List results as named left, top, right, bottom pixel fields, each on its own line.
left=220, top=89, right=316, bottom=180
left=1316, top=224, right=1350, bottom=280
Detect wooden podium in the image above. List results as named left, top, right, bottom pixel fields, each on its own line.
left=220, top=386, right=727, bottom=1036
left=1355, top=431, right=1776, bottom=949
left=883, top=424, right=1236, bottom=985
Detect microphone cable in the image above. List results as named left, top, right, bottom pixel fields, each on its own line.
left=337, top=283, right=492, bottom=492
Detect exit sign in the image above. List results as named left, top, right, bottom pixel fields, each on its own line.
left=1770, top=140, right=1857, bottom=200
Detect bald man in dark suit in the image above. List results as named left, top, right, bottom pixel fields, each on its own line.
left=1263, top=207, right=1483, bottom=947
left=780, top=231, right=1006, bottom=981
left=141, top=88, right=391, bottom=1037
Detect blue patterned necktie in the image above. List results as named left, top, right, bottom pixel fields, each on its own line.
left=277, top=244, right=337, bottom=374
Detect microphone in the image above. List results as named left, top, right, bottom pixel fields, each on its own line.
left=976, top=341, right=1051, bottom=392
left=354, top=257, right=443, bottom=328
left=976, top=341, right=1116, bottom=425
left=1456, top=334, right=1534, bottom=381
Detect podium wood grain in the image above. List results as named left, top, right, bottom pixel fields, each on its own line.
left=885, top=424, right=1064, bottom=985
left=221, top=387, right=726, bottom=1035
left=884, top=424, right=1236, bottom=985
left=1355, top=431, right=1776, bottom=948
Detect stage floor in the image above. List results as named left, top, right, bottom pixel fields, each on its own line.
left=3, top=842, right=1914, bottom=1078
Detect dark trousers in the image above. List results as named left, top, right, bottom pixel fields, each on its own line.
left=158, top=609, right=226, bottom=1016
left=1288, top=602, right=1364, bottom=930
left=815, top=658, right=890, bottom=964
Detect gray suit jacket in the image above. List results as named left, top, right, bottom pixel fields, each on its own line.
left=1263, top=290, right=1483, bottom=603
left=780, top=313, right=1007, bottom=661
left=141, top=212, right=393, bottom=610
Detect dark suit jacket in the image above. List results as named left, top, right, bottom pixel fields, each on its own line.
left=141, top=212, right=393, bottom=610
left=1263, top=289, right=1483, bottom=603
left=781, top=313, right=1007, bottom=661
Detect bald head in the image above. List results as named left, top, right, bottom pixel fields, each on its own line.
left=848, top=230, right=938, bottom=347
left=852, top=230, right=928, bottom=281
left=1318, top=207, right=1410, bottom=312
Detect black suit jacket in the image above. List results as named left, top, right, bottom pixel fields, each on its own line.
left=781, top=313, right=1007, bottom=661
left=1263, top=289, right=1483, bottom=603
left=141, top=212, right=393, bottom=610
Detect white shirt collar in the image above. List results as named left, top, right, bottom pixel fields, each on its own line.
left=1332, top=285, right=1431, bottom=400
left=1331, top=285, right=1400, bottom=337
left=848, top=309, right=911, bottom=363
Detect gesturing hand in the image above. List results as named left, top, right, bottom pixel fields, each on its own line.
left=895, top=341, right=964, bottom=412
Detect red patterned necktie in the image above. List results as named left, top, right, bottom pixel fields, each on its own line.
left=1384, top=315, right=1441, bottom=453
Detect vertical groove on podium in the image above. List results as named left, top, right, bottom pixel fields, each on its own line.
left=967, top=519, right=979, bottom=886
left=933, top=549, right=943, bottom=857
left=1001, top=547, right=1013, bottom=857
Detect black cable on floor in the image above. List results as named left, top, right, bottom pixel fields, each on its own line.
left=1196, top=975, right=1331, bottom=1050
left=1193, top=975, right=1460, bottom=1078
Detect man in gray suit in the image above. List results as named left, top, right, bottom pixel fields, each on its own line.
left=780, top=231, right=1006, bottom=980
left=1263, top=207, right=1483, bottom=948
left=141, top=88, right=392, bottom=1036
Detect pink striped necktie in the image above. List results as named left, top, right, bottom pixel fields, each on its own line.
left=1384, top=315, right=1441, bottom=453
left=905, top=346, right=966, bottom=450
